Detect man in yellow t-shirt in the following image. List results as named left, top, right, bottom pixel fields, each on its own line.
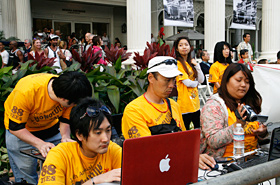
left=122, top=56, right=217, bottom=171
left=209, top=61, right=229, bottom=94
left=122, top=56, right=186, bottom=139
left=4, top=72, right=92, bottom=184
left=38, top=98, right=122, bottom=185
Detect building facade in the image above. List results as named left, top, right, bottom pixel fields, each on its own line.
left=0, top=0, right=279, bottom=61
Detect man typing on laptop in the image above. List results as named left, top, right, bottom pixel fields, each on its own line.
left=122, top=56, right=216, bottom=170
left=38, top=98, right=122, bottom=185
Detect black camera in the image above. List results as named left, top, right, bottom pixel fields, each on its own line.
left=242, top=105, right=258, bottom=122
left=241, top=105, right=268, bottom=123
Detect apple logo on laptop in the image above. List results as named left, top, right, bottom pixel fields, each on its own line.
left=159, top=154, right=171, bottom=172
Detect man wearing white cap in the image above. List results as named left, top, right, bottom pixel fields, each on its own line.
left=122, top=56, right=216, bottom=170
left=44, top=35, right=66, bottom=73
left=122, top=56, right=186, bottom=138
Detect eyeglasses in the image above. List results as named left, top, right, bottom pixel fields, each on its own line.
left=80, top=105, right=111, bottom=119
left=24, top=42, right=28, bottom=44
left=148, top=59, right=177, bottom=70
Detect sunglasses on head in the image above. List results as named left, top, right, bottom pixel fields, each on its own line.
left=148, top=59, right=177, bottom=70
left=80, top=105, right=111, bottom=119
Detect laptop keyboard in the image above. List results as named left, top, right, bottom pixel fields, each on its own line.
left=238, top=155, right=268, bottom=169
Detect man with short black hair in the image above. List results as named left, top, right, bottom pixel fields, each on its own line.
left=38, top=97, right=121, bottom=185
left=277, top=51, right=280, bottom=64
left=0, top=42, right=9, bottom=68
left=238, top=49, right=253, bottom=71
left=8, top=40, right=24, bottom=70
left=258, top=59, right=268, bottom=64
left=237, top=33, right=253, bottom=61
left=4, top=71, right=92, bottom=184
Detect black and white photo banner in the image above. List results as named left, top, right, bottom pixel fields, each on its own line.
left=163, top=0, right=194, bottom=27
left=230, top=0, right=257, bottom=30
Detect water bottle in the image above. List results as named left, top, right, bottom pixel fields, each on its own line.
left=233, top=123, right=244, bottom=156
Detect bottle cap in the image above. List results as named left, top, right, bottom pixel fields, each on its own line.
left=236, top=123, right=242, bottom=127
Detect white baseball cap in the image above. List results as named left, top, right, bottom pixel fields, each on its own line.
left=50, top=35, right=59, bottom=40
left=147, top=56, right=182, bottom=78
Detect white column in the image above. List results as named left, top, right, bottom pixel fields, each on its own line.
left=151, top=0, right=158, bottom=40
left=260, top=0, right=280, bottom=61
left=15, top=0, right=32, bottom=41
left=164, top=26, right=173, bottom=47
left=226, top=28, right=229, bottom=43
left=255, top=29, right=258, bottom=59
left=204, top=0, right=225, bottom=62
left=2, top=0, right=17, bottom=39
left=127, top=0, right=151, bottom=53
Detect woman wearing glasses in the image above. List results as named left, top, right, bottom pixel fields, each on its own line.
left=208, top=41, right=232, bottom=94
left=174, top=36, right=204, bottom=129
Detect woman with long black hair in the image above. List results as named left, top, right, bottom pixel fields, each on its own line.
left=209, top=41, right=232, bottom=94
left=174, top=36, right=204, bottom=129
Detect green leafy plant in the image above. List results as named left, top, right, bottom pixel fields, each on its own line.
left=0, top=147, right=9, bottom=176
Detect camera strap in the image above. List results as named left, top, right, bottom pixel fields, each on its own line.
left=234, top=109, right=246, bottom=122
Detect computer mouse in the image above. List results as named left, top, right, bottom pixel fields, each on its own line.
left=206, top=162, right=219, bottom=171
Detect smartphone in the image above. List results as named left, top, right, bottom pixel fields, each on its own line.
left=215, top=157, right=234, bottom=163
left=31, top=149, right=41, bottom=156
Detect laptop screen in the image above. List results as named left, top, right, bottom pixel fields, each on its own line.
left=121, top=129, right=200, bottom=185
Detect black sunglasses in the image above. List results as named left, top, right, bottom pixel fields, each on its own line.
left=148, top=59, right=177, bottom=70
left=80, top=105, right=111, bottom=119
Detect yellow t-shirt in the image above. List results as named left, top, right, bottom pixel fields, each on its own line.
left=122, top=95, right=186, bottom=139
left=4, top=73, right=72, bottom=132
left=38, top=141, right=122, bottom=185
left=208, top=62, right=229, bottom=94
left=176, top=61, right=200, bottom=113
left=223, top=108, right=259, bottom=157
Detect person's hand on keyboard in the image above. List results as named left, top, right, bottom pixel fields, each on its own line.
left=91, top=168, right=121, bottom=184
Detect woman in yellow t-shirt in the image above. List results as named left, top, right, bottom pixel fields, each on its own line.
left=174, top=36, right=204, bottom=129
left=209, top=41, right=232, bottom=94
left=200, top=63, right=268, bottom=158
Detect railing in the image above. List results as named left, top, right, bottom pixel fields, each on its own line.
left=195, top=158, right=280, bottom=185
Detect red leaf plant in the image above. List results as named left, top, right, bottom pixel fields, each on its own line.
left=159, top=27, right=165, bottom=38
left=27, top=52, right=56, bottom=70
left=72, top=47, right=102, bottom=73
left=104, top=44, right=132, bottom=64
left=133, top=48, right=158, bottom=70
left=133, top=42, right=176, bottom=69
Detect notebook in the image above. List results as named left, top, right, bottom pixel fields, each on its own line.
left=121, top=129, right=200, bottom=185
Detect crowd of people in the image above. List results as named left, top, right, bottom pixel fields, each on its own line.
left=1, top=29, right=279, bottom=185
left=0, top=28, right=126, bottom=73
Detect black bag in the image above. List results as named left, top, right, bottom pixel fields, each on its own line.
left=149, top=98, right=182, bottom=135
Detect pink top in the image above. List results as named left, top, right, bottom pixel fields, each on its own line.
left=92, top=46, right=107, bottom=65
